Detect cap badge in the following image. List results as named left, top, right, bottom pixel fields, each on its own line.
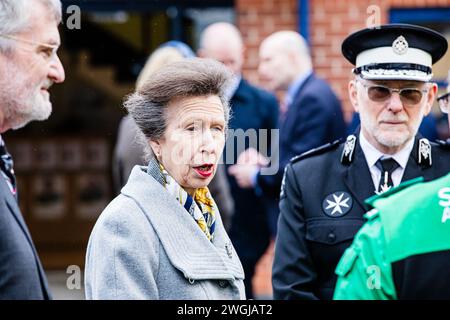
left=392, top=35, right=408, bottom=55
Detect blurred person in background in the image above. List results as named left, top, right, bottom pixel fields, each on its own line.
left=113, top=41, right=195, bottom=190
left=198, top=22, right=279, bottom=299
left=0, top=0, right=65, bottom=299
left=85, top=58, right=245, bottom=300
left=229, top=30, right=346, bottom=199
left=113, top=41, right=234, bottom=229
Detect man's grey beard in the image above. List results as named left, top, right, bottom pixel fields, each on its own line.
left=373, top=129, right=411, bottom=148
left=1, top=89, right=52, bottom=130
left=0, top=66, right=52, bottom=130
left=360, top=111, right=422, bottom=149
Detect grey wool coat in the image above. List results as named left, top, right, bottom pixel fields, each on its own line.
left=84, top=165, right=246, bottom=300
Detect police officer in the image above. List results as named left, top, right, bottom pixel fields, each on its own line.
left=334, top=90, right=450, bottom=299
left=272, top=24, right=450, bottom=300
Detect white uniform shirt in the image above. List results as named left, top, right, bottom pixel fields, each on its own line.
left=359, top=131, right=414, bottom=192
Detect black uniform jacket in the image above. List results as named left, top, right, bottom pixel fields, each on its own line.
left=272, top=134, right=450, bottom=300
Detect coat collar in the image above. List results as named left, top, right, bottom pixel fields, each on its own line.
left=121, top=166, right=244, bottom=281
left=342, top=140, right=375, bottom=211
left=343, top=132, right=430, bottom=211
left=280, top=73, right=315, bottom=128
left=289, top=73, right=315, bottom=105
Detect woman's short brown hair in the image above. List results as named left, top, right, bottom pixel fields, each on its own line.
left=124, top=58, right=233, bottom=160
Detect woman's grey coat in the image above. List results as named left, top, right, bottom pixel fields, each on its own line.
left=85, top=165, right=245, bottom=300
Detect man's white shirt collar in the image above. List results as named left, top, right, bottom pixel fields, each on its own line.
left=359, top=130, right=414, bottom=191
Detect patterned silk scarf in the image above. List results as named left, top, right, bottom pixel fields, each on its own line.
left=147, top=158, right=217, bottom=241
left=0, top=135, right=17, bottom=196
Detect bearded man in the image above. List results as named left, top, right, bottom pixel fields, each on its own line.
left=0, top=0, right=65, bottom=299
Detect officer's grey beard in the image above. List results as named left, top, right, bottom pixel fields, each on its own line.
left=373, top=129, right=412, bottom=148
left=360, top=109, right=422, bottom=149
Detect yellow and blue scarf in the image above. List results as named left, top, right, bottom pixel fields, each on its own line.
left=147, top=159, right=217, bottom=241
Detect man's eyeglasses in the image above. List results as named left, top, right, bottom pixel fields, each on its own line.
left=437, top=92, right=449, bottom=114
left=0, top=33, right=59, bottom=63
left=357, top=80, right=428, bottom=106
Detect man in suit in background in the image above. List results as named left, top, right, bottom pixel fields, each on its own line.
left=229, top=30, right=347, bottom=199
left=0, top=0, right=65, bottom=299
left=198, top=22, right=280, bottom=299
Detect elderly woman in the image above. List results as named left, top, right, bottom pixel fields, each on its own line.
left=113, top=41, right=234, bottom=230
left=85, top=58, right=245, bottom=300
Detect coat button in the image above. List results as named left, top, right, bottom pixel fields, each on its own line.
left=218, top=280, right=229, bottom=288
left=327, top=232, right=336, bottom=243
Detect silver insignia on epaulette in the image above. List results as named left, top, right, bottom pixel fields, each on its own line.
left=418, top=138, right=432, bottom=167
left=341, top=135, right=356, bottom=165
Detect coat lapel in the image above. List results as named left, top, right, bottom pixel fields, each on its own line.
left=1, top=178, right=36, bottom=252
left=280, top=74, right=314, bottom=130
left=0, top=178, right=51, bottom=299
left=342, top=141, right=377, bottom=212
left=402, top=136, right=427, bottom=182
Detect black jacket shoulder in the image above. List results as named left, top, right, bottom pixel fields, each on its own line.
left=290, top=139, right=343, bottom=166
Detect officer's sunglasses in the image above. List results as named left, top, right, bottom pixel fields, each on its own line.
left=357, top=79, right=428, bottom=106
left=437, top=92, right=449, bottom=114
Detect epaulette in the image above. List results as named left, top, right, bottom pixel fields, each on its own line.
left=365, top=176, right=424, bottom=208
left=436, top=139, right=450, bottom=149
left=417, top=138, right=432, bottom=167
left=290, top=139, right=342, bottom=165
left=341, top=135, right=357, bottom=165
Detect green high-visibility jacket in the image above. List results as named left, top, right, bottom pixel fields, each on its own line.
left=333, top=173, right=450, bottom=300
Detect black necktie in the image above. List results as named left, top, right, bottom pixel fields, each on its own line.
left=0, top=138, right=17, bottom=195
left=375, top=158, right=399, bottom=193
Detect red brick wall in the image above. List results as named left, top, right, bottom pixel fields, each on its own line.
left=237, top=0, right=298, bottom=85
left=237, top=0, right=450, bottom=122
left=236, top=0, right=450, bottom=298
